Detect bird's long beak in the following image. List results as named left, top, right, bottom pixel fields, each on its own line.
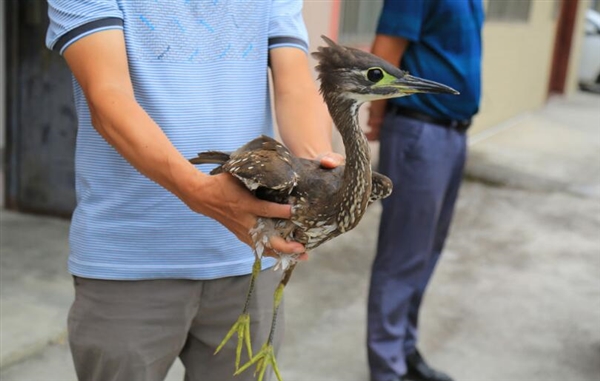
left=392, top=74, right=459, bottom=95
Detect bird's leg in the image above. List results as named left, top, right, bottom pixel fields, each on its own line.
left=215, top=257, right=262, bottom=370
left=236, top=262, right=298, bottom=381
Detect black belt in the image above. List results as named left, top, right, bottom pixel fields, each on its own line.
left=388, top=104, right=471, bottom=132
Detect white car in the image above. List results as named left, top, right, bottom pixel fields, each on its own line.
left=578, top=9, right=600, bottom=91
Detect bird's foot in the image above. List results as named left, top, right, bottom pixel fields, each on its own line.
left=235, top=342, right=282, bottom=381
left=214, top=313, right=252, bottom=370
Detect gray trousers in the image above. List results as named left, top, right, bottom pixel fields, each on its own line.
left=367, top=113, right=467, bottom=381
left=68, top=269, right=283, bottom=381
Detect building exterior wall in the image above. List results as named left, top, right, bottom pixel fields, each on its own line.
left=471, top=1, right=560, bottom=132
left=304, top=0, right=338, bottom=57
left=472, top=0, right=590, bottom=132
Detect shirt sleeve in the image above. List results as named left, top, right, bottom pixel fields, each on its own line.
left=268, top=0, right=309, bottom=52
left=376, top=0, right=425, bottom=42
left=46, top=0, right=124, bottom=55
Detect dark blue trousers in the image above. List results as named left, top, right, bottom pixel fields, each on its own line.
left=367, top=113, right=467, bottom=381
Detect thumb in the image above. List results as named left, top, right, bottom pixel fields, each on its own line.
left=318, top=152, right=345, bottom=169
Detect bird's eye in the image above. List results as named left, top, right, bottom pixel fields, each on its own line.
left=367, top=68, right=384, bottom=82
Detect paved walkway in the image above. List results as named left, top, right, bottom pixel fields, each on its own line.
left=1, top=92, right=599, bottom=381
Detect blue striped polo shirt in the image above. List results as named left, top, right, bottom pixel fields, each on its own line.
left=46, top=0, right=309, bottom=280
left=377, top=0, right=484, bottom=120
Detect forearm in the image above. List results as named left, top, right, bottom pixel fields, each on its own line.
left=270, top=47, right=334, bottom=159
left=371, top=34, right=408, bottom=70
left=63, top=30, right=205, bottom=202
left=86, top=85, right=204, bottom=201
left=274, top=82, right=333, bottom=159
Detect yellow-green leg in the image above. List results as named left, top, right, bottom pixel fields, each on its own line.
left=214, top=257, right=262, bottom=370
left=236, top=262, right=297, bottom=381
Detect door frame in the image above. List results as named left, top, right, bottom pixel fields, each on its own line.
left=548, top=0, right=580, bottom=94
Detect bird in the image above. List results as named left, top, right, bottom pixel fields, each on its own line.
left=189, top=35, right=458, bottom=381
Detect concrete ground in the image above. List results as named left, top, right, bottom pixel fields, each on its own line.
left=1, top=91, right=599, bottom=381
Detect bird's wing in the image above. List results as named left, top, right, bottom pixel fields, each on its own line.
left=369, top=172, right=393, bottom=205
left=232, top=135, right=278, bottom=151
left=222, top=149, right=298, bottom=194
left=189, top=136, right=289, bottom=176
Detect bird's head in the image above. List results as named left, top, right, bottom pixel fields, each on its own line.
left=312, top=36, right=458, bottom=103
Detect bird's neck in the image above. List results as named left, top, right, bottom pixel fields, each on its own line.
left=327, top=96, right=372, bottom=232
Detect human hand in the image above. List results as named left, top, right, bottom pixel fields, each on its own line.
left=181, top=171, right=306, bottom=257
left=365, top=116, right=383, bottom=141
left=365, top=101, right=387, bottom=141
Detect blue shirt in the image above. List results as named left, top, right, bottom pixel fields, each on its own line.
left=46, top=0, right=308, bottom=280
left=377, top=0, right=484, bottom=120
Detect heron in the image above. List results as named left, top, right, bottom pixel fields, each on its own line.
left=189, top=36, right=458, bottom=381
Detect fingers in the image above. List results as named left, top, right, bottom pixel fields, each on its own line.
left=216, top=178, right=301, bottom=253
left=195, top=167, right=309, bottom=257
left=214, top=173, right=292, bottom=219
left=262, top=249, right=310, bottom=261
left=268, top=235, right=305, bottom=256
left=263, top=236, right=309, bottom=261
left=253, top=199, right=292, bottom=220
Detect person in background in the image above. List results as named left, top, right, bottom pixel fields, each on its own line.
left=365, top=1, right=484, bottom=381
left=45, top=1, right=341, bottom=380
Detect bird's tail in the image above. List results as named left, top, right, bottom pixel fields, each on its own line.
left=189, top=151, right=231, bottom=175
left=189, top=151, right=231, bottom=165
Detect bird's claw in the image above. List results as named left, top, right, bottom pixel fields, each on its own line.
left=235, top=342, right=282, bottom=381
left=214, top=313, right=252, bottom=370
